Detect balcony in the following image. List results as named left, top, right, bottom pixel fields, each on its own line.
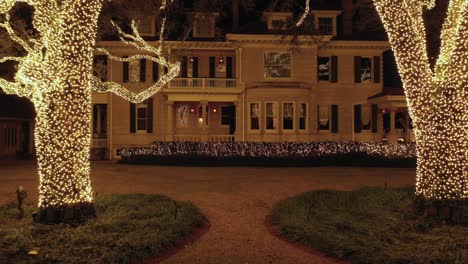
left=168, top=78, right=238, bottom=89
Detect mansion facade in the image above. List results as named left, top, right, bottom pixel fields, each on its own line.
left=91, top=6, right=414, bottom=160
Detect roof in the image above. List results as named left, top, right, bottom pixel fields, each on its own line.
left=368, top=87, right=405, bottom=100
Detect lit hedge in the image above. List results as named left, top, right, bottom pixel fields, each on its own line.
left=119, top=141, right=417, bottom=167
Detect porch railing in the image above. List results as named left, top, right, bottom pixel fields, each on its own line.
left=173, top=134, right=235, bottom=143
left=168, top=78, right=237, bottom=89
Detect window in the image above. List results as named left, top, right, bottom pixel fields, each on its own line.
left=319, top=105, right=330, bottom=130
left=264, top=52, right=291, bottom=78
left=93, top=104, right=107, bottom=139
left=271, top=19, right=285, bottom=30
left=361, top=104, right=372, bottom=130
left=177, top=105, right=189, bottom=128
left=93, top=55, right=108, bottom=82
left=136, top=104, right=148, bottom=131
left=194, top=16, right=215, bottom=38
left=221, top=106, right=233, bottom=126
left=265, top=102, right=278, bottom=130
left=4, top=127, right=17, bottom=146
left=299, top=103, right=307, bottom=130
left=129, top=59, right=140, bottom=83
left=283, top=103, right=294, bottom=130
left=136, top=16, right=154, bottom=36
left=360, top=57, right=372, bottom=82
left=318, top=57, right=330, bottom=81
left=318, top=17, right=333, bottom=35
left=250, top=103, right=260, bottom=130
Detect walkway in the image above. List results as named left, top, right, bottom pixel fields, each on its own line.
left=0, top=161, right=415, bottom=264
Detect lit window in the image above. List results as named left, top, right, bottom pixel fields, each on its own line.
left=360, top=57, right=372, bottom=82
left=361, top=104, right=372, bottom=130
left=319, top=105, right=330, bottom=130
left=136, top=104, right=147, bottom=131
left=250, top=103, right=260, bottom=130
left=299, top=103, right=307, bottom=130
left=265, top=102, right=278, bottom=130
left=318, top=57, right=330, bottom=81
left=283, top=103, right=294, bottom=130
left=177, top=105, right=189, bottom=128
left=264, top=52, right=291, bottom=78
left=318, top=17, right=333, bottom=35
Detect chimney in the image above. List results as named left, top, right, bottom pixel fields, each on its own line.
left=341, top=0, right=353, bottom=36
left=232, top=0, right=240, bottom=33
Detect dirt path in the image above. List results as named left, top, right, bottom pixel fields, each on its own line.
left=0, top=161, right=415, bottom=264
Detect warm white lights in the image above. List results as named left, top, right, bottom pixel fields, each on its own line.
left=370, top=0, right=467, bottom=200
left=0, top=0, right=178, bottom=212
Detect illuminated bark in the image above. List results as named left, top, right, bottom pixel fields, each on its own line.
left=371, top=0, right=467, bottom=200
left=0, top=0, right=179, bottom=223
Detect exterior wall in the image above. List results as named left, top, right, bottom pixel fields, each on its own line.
left=92, top=39, right=409, bottom=160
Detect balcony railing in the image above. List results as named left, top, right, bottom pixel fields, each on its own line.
left=173, top=134, right=235, bottom=142
left=168, top=78, right=237, bottom=89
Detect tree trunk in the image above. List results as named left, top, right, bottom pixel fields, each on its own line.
left=30, top=0, right=105, bottom=224
left=33, top=87, right=96, bottom=224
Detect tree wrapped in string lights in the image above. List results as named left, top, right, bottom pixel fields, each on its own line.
left=370, top=0, right=467, bottom=202
left=0, top=0, right=179, bottom=223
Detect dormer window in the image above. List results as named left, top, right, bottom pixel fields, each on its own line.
left=318, top=17, right=333, bottom=35
left=193, top=13, right=218, bottom=38
left=311, top=10, right=341, bottom=37
left=263, top=12, right=292, bottom=30
left=135, top=16, right=155, bottom=36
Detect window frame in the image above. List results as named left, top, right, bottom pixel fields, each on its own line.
left=317, top=56, right=331, bottom=82
left=360, top=104, right=373, bottom=131
left=265, top=102, right=278, bottom=132
left=360, top=57, right=373, bottom=83
left=221, top=106, right=232, bottom=127
left=318, top=104, right=331, bottom=132
left=136, top=103, right=148, bottom=133
left=249, top=102, right=261, bottom=132
left=263, top=51, right=292, bottom=79
left=299, top=103, right=308, bottom=132
left=318, top=17, right=333, bottom=35
left=282, top=102, right=295, bottom=131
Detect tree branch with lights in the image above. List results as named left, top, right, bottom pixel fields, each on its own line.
left=369, top=0, right=467, bottom=202
left=0, top=0, right=179, bottom=224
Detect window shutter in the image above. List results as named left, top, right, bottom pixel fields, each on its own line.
left=192, top=57, right=199, bottom=78
left=331, top=56, right=338, bottom=83
left=372, top=104, right=378, bottom=133
left=123, top=56, right=129, bottom=83
left=209, top=56, right=216, bottom=78
left=181, top=57, right=188, bottom=78
left=152, top=62, right=159, bottom=82
left=226, top=57, right=233, bottom=78
left=147, top=98, right=154, bottom=133
left=373, top=56, right=380, bottom=83
left=354, top=104, right=362, bottom=133
left=130, top=103, right=136, bottom=133
left=140, top=59, right=146, bottom=83
left=354, top=56, right=361, bottom=83
left=331, top=104, right=339, bottom=133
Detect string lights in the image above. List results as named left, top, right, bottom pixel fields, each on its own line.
left=0, top=0, right=179, bottom=217
left=369, top=0, right=467, bottom=200
left=121, top=141, right=417, bottom=161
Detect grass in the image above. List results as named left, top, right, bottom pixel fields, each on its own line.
left=270, top=187, right=468, bottom=264
left=0, top=194, right=205, bottom=264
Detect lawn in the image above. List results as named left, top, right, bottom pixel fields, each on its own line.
left=0, top=194, right=205, bottom=264
left=269, top=187, right=468, bottom=264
